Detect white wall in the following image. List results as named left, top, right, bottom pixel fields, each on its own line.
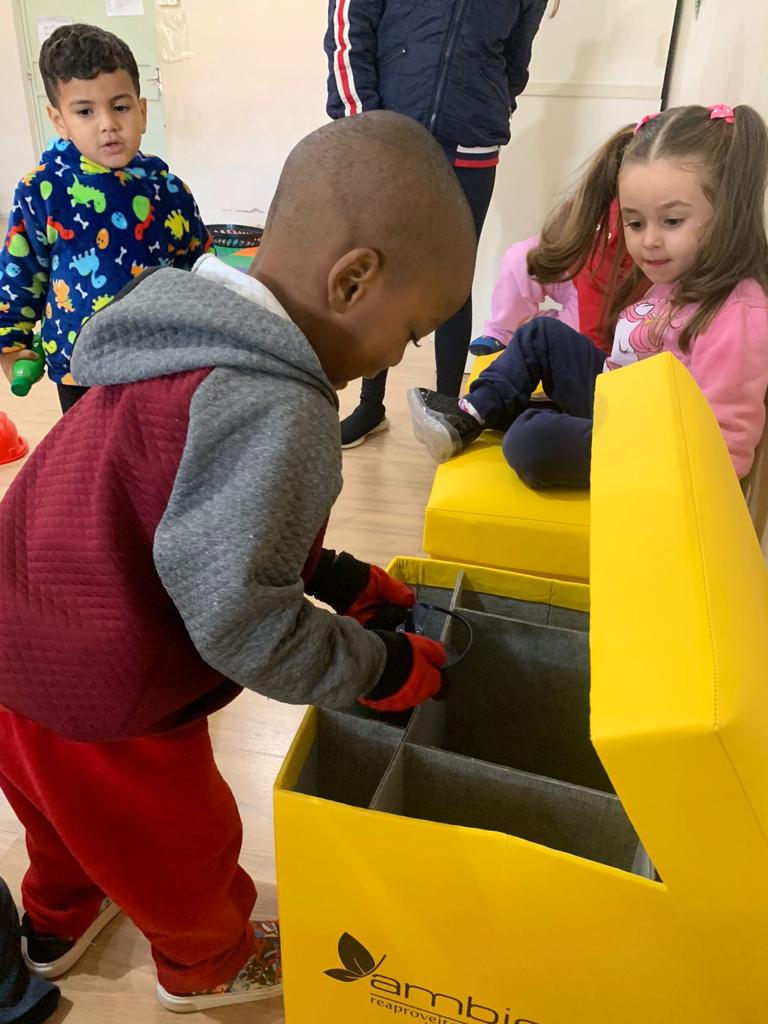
left=160, top=0, right=329, bottom=226
left=156, top=0, right=677, bottom=337
left=667, top=0, right=768, bottom=116
left=471, top=0, right=676, bottom=337
left=0, top=0, right=36, bottom=216
left=2, top=0, right=677, bottom=336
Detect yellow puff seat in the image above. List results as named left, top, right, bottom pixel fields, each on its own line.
left=423, top=350, right=591, bottom=580
left=274, top=354, right=768, bottom=1024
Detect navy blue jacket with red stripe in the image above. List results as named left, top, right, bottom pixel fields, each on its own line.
left=325, top=0, right=548, bottom=165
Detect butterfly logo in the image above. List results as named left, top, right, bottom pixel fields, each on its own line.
left=324, top=932, right=386, bottom=983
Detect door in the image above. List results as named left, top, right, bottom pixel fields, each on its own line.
left=16, top=0, right=167, bottom=160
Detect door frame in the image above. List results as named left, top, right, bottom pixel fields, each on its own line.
left=11, top=0, right=168, bottom=159
left=11, top=0, right=43, bottom=159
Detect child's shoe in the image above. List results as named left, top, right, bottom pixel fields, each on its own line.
left=340, top=401, right=389, bottom=448
left=408, top=387, right=484, bottom=463
left=0, top=878, right=60, bottom=1024
left=156, top=920, right=282, bottom=1013
left=469, top=335, right=505, bottom=356
left=21, top=898, right=121, bottom=979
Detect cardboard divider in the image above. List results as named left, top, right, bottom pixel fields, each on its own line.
left=429, top=608, right=612, bottom=793
left=370, top=743, right=642, bottom=872
left=289, top=573, right=654, bottom=877
left=456, top=587, right=589, bottom=632
left=292, top=709, right=402, bottom=808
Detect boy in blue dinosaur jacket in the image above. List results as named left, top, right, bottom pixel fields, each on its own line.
left=0, top=23, right=211, bottom=413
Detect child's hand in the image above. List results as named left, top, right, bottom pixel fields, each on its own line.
left=305, top=551, right=415, bottom=624
left=344, top=564, right=415, bottom=625
left=0, top=346, right=36, bottom=385
left=359, top=633, right=446, bottom=712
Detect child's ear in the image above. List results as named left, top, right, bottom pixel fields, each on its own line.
left=327, top=248, right=381, bottom=312
left=139, top=97, right=148, bottom=134
left=47, top=105, right=68, bottom=140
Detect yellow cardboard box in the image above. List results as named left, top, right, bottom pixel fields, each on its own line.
left=274, top=354, right=767, bottom=1023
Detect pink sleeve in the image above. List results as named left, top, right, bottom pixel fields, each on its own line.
left=688, top=299, right=768, bottom=478
left=483, top=235, right=579, bottom=344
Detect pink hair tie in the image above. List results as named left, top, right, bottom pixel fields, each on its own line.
left=708, top=103, right=735, bottom=124
left=634, top=112, right=661, bottom=135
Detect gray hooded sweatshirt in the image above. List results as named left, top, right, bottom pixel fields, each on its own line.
left=46, top=257, right=386, bottom=733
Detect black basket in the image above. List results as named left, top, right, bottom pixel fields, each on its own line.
left=207, top=224, right=263, bottom=249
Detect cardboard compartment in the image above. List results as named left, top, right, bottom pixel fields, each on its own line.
left=414, top=608, right=612, bottom=793
left=456, top=586, right=589, bottom=632
left=292, top=709, right=401, bottom=809
left=371, top=743, right=643, bottom=872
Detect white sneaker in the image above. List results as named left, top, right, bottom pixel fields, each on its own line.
left=156, top=919, right=283, bottom=1013
left=22, top=897, right=121, bottom=978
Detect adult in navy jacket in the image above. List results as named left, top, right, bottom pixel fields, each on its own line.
left=325, top=0, right=549, bottom=446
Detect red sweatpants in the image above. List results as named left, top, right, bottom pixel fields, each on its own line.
left=0, top=706, right=256, bottom=992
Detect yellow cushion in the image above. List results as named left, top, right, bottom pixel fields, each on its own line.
left=467, top=348, right=545, bottom=393
left=425, top=348, right=589, bottom=580
left=423, top=434, right=590, bottom=580
left=466, top=350, right=501, bottom=387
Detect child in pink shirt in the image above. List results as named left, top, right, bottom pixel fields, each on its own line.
left=471, top=202, right=635, bottom=356
left=410, top=103, right=768, bottom=486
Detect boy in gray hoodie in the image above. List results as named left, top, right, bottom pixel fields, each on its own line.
left=0, top=111, right=476, bottom=1012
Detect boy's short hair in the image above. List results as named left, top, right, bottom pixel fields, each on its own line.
left=39, top=23, right=141, bottom=106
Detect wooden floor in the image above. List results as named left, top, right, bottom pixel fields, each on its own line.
left=0, top=344, right=441, bottom=1022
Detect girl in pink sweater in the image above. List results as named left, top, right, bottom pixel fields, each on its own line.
left=410, top=103, right=768, bottom=485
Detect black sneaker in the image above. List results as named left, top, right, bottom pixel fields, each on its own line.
left=0, top=879, right=60, bottom=1024
left=340, top=401, right=389, bottom=449
left=407, top=387, right=484, bottom=463
left=21, top=898, right=121, bottom=979
left=412, top=387, right=461, bottom=416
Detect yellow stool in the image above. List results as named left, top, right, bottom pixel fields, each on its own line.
left=275, top=354, right=768, bottom=1023
left=423, top=349, right=591, bottom=580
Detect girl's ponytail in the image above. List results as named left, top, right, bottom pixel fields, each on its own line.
left=527, top=123, right=635, bottom=284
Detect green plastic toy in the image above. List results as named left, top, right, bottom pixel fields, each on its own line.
left=11, top=336, right=45, bottom=397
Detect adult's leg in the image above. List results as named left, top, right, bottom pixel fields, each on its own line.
left=434, top=164, right=497, bottom=397
left=340, top=371, right=390, bottom=447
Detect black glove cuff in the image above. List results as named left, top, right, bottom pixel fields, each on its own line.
left=365, top=630, right=414, bottom=701
left=305, top=550, right=370, bottom=613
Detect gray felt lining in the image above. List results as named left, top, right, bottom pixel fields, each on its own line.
left=289, top=575, right=653, bottom=876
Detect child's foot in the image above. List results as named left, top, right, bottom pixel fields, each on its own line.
left=407, top=387, right=484, bottom=463
left=469, top=335, right=505, bottom=356
left=21, top=898, right=121, bottom=979
left=156, top=920, right=282, bottom=1013
left=340, top=401, right=389, bottom=448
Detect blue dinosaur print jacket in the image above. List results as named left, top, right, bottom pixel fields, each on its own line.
left=0, top=138, right=211, bottom=383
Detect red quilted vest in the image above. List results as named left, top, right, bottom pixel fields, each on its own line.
left=0, top=370, right=325, bottom=742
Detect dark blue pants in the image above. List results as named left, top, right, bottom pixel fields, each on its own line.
left=468, top=318, right=607, bottom=489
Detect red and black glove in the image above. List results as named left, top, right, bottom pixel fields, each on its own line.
left=305, top=550, right=415, bottom=628
left=359, top=631, right=447, bottom=712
